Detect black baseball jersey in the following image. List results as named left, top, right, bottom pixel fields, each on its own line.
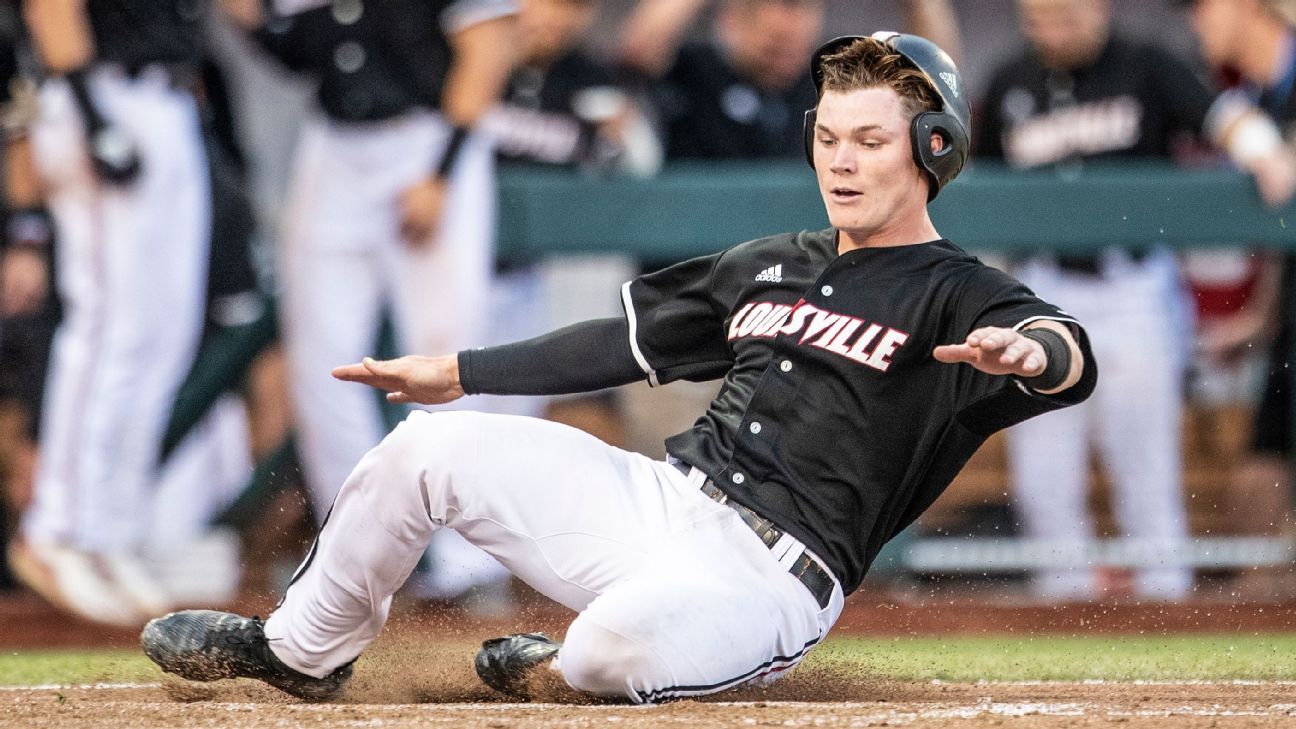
left=87, top=0, right=207, bottom=69
left=491, top=51, right=619, bottom=168
left=654, top=43, right=817, bottom=160
left=976, top=34, right=1213, bottom=167
left=622, top=229, right=1097, bottom=594
left=252, top=0, right=514, bottom=122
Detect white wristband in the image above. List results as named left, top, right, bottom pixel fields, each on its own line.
left=1227, top=112, right=1284, bottom=165
left=1205, top=89, right=1285, bottom=165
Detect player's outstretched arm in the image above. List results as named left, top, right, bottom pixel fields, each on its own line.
left=932, top=320, right=1084, bottom=394
left=334, top=317, right=647, bottom=403
left=333, top=355, right=463, bottom=405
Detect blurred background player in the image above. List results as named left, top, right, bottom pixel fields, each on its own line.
left=1181, top=0, right=1296, bottom=600
left=0, top=18, right=55, bottom=594
left=975, top=0, right=1296, bottom=602
left=7, top=0, right=214, bottom=626
left=220, top=0, right=519, bottom=606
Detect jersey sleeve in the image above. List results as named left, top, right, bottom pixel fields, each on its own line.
left=441, top=0, right=518, bottom=34
left=1145, top=44, right=1215, bottom=136
left=949, top=266, right=1097, bottom=435
left=621, top=251, right=736, bottom=386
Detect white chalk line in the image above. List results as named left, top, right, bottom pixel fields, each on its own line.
left=0, top=682, right=161, bottom=691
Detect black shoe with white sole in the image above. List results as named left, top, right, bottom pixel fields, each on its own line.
left=140, top=610, right=352, bottom=701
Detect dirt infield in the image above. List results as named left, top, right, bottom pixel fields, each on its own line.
left=4, top=678, right=1295, bottom=727
left=7, top=592, right=1296, bottom=726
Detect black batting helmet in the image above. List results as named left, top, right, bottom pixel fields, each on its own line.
left=803, top=32, right=971, bottom=201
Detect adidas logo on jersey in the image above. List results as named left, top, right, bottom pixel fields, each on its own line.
left=755, top=264, right=783, bottom=283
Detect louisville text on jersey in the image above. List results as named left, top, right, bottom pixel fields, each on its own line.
left=727, top=300, right=909, bottom=372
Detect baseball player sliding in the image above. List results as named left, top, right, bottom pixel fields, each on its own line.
left=140, top=33, right=1096, bottom=703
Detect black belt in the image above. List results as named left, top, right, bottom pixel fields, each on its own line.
left=692, top=476, right=835, bottom=610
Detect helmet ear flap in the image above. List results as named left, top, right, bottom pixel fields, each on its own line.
left=803, top=108, right=817, bottom=169
left=910, top=110, right=968, bottom=201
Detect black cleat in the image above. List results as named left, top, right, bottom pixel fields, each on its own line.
left=140, top=609, right=352, bottom=701
left=475, top=632, right=561, bottom=699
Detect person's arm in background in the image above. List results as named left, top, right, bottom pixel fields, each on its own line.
left=2, top=135, right=52, bottom=318
left=23, top=0, right=140, bottom=184
left=902, top=0, right=963, bottom=64
left=22, top=0, right=91, bottom=72
left=399, top=10, right=517, bottom=245
left=0, top=47, right=52, bottom=318
left=1207, top=90, right=1296, bottom=206
left=619, top=0, right=710, bottom=78
left=1149, top=43, right=1296, bottom=207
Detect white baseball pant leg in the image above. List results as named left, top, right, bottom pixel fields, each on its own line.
left=1008, top=252, right=1190, bottom=600
left=22, top=68, right=210, bottom=552
left=265, top=410, right=843, bottom=702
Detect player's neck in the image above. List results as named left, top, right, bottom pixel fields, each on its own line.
left=836, top=215, right=940, bottom=253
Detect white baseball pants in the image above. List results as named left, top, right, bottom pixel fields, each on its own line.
left=264, top=410, right=843, bottom=702
left=1006, top=250, right=1191, bottom=601
left=22, top=68, right=210, bottom=552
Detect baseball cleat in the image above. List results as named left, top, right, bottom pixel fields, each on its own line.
left=140, top=610, right=352, bottom=701
left=474, top=632, right=561, bottom=699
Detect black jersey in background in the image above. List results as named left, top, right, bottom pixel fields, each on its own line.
left=252, top=0, right=512, bottom=122
left=88, top=0, right=207, bottom=68
left=492, top=50, right=619, bottom=170
left=654, top=43, right=817, bottom=160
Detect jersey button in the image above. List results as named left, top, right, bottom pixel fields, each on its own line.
left=779, top=360, right=793, bottom=373
left=731, top=472, right=745, bottom=485
left=749, top=422, right=762, bottom=434
left=821, top=285, right=834, bottom=296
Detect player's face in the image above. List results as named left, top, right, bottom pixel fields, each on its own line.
left=1185, top=0, right=1251, bottom=70
left=720, top=0, right=825, bottom=91
left=1017, top=0, right=1111, bottom=69
left=812, top=87, right=930, bottom=246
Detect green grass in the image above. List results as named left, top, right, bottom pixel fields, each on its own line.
left=0, top=649, right=160, bottom=686
left=3, top=634, right=1296, bottom=687
left=811, top=634, right=1296, bottom=682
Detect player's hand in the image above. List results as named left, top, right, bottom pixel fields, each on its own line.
left=398, top=177, right=447, bottom=247
left=932, top=326, right=1047, bottom=378
left=1247, top=147, right=1296, bottom=208
left=332, top=354, right=464, bottom=405
left=1, top=247, right=49, bottom=317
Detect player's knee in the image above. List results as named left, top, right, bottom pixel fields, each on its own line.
left=349, top=411, right=491, bottom=533
left=558, top=618, right=670, bottom=702
left=373, top=410, right=489, bottom=477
